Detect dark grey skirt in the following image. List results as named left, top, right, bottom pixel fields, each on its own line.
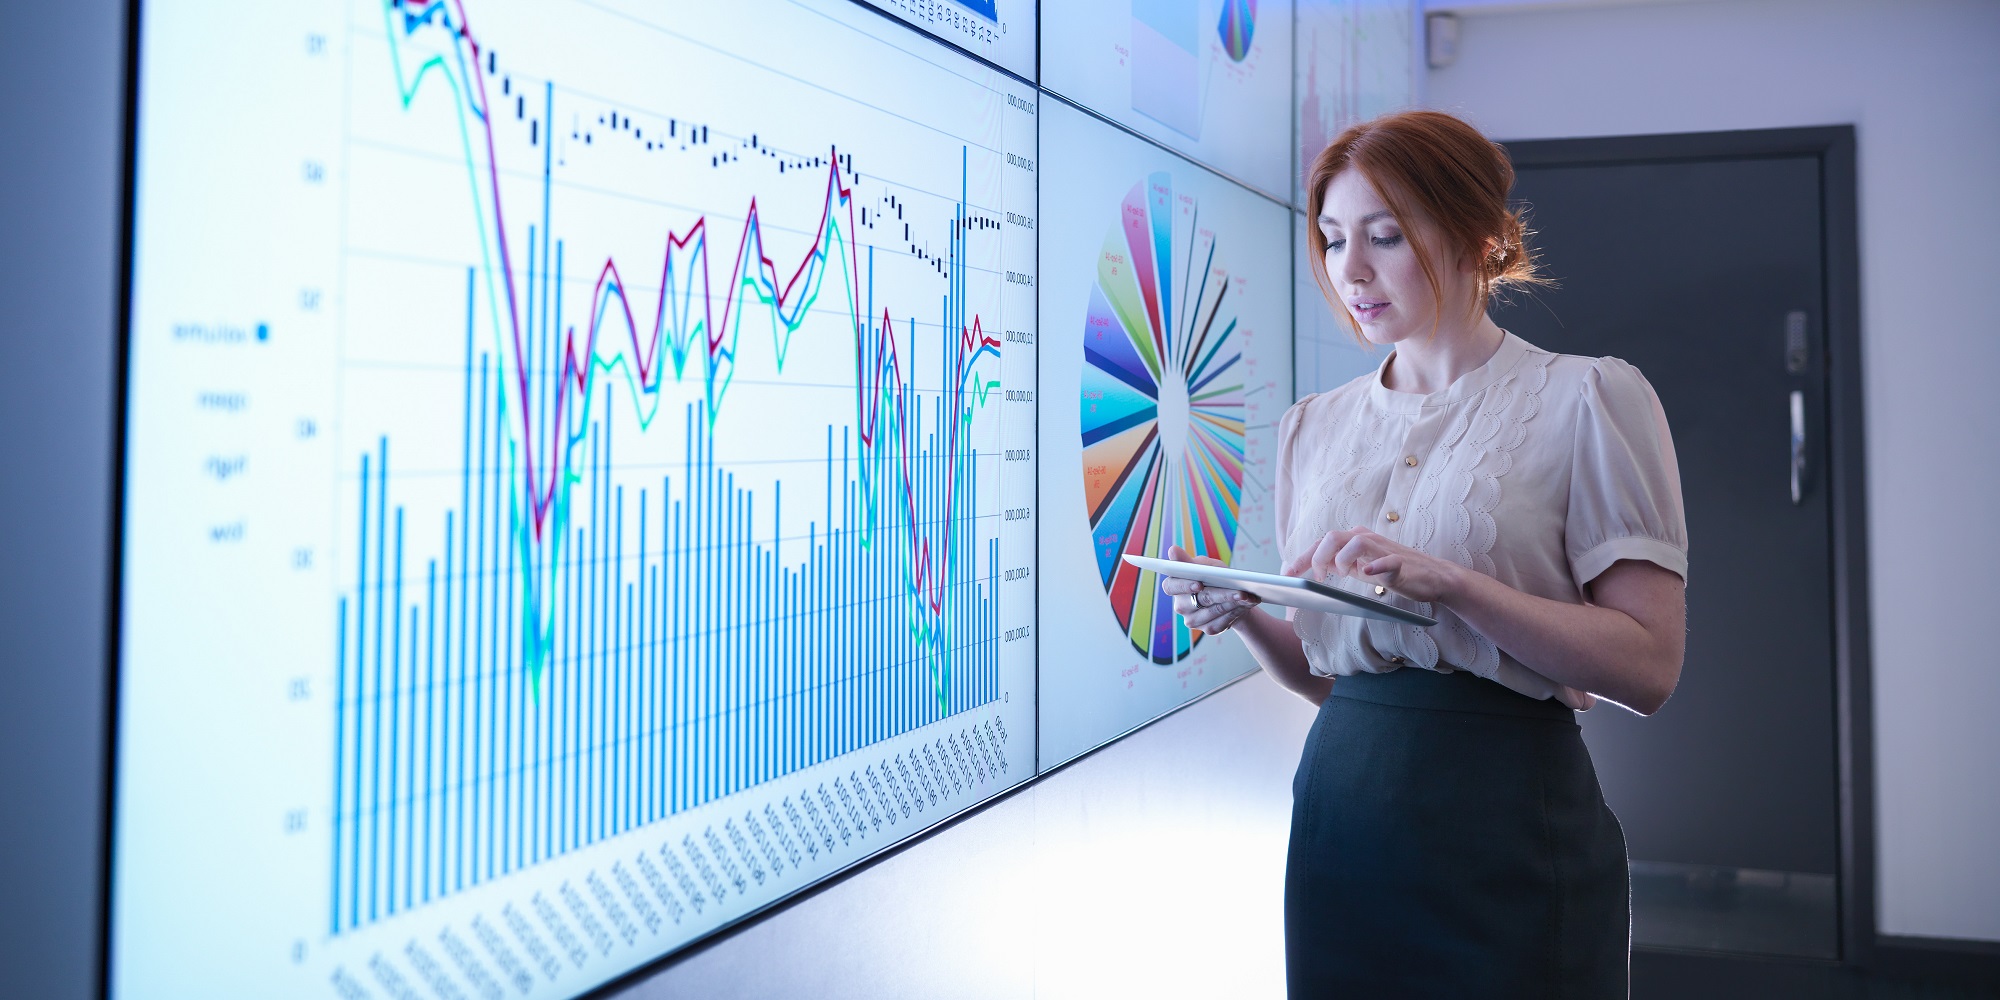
left=1285, top=667, right=1629, bottom=999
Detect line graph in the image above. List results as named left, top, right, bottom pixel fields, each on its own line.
left=111, top=0, right=1037, bottom=994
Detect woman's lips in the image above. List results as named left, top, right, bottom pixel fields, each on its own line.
left=1348, top=299, right=1390, bottom=322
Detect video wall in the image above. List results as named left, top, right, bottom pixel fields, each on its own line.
left=111, top=1, right=1408, bottom=996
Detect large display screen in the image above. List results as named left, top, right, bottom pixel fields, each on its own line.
left=1041, top=0, right=1294, bottom=200
left=113, top=0, right=1036, bottom=995
left=1295, top=0, right=1416, bottom=205
left=1034, top=99, right=1292, bottom=770
left=859, top=0, right=1038, bottom=80
left=1292, top=0, right=1414, bottom=394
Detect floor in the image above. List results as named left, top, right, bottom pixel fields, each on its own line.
left=1634, top=950, right=2000, bottom=1000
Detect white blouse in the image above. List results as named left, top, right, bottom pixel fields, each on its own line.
left=1274, top=331, right=1688, bottom=704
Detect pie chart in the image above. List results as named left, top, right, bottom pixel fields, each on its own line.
left=1080, top=172, right=1247, bottom=665
left=1218, top=0, right=1257, bottom=63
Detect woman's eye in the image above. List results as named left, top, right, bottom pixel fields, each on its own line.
left=1371, top=234, right=1405, bottom=248
left=1326, top=238, right=1345, bottom=252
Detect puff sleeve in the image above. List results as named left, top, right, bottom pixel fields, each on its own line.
left=1565, top=358, right=1689, bottom=587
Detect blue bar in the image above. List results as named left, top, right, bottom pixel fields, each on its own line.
left=586, top=428, right=600, bottom=846
left=342, top=445, right=370, bottom=931
left=597, top=406, right=611, bottom=843
left=570, top=526, right=584, bottom=852
left=368, top=440, right=388, bottom=923
left=623, top=580, right=634, bottom=833
left=469, top=356, right=489, bottom=892
left=403, top=572, right=419, bottom=910
left=673, top=488, right=683, bottom=815
left=439, top=512, right=456, bottom=901
left=613, top=482, right=625, bottom=835
left=729, top=479, right=740, bottom=797
left=423, top=561, right=436, bottom=904
left=640, top=491, right=651, bottom=827
left=492, top=476, right=508, bottom=876
left=486, top=367, right=503, bottom=882
left=332, top=597, right=348, bottom=933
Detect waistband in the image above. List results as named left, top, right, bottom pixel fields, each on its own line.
left=1327, top=667, right=1576, bottom=723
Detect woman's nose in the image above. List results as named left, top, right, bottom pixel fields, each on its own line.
left=1336, top=245, right=1371, bottom=285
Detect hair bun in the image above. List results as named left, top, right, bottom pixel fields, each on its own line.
left=1490, top=208, right=1537, bottom=288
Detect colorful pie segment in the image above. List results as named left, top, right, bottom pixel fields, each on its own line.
left=1080, top=172, right=1247, bottom=665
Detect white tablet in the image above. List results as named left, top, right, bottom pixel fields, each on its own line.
left=1122, top=554, right=1439, bottom=627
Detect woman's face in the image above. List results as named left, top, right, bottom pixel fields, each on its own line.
left=1317, top=168, right=1468, bottom=348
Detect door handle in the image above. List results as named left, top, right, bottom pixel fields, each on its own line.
left=1790, top=389, right=1806, bottom=505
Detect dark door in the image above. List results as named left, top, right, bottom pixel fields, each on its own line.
left=1493, top=145, right=1840, bottom=960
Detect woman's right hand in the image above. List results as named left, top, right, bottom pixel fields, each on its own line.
left=1159, top=544, right=1261, bottom=635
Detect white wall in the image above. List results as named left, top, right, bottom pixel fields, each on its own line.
left=609, top=671, right=1316, bottom=1000
left=1425, top=0, right=2000, bottom=943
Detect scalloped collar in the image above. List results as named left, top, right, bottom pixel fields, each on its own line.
left=1367, top=330, right=1537, bottom=414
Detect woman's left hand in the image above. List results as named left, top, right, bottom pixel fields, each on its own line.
left=1280, top=526, right=1463, bottom=605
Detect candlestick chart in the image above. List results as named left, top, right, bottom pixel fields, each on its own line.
left=112, top=0, right=1037, bottom=995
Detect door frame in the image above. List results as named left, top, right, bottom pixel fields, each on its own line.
left=1500, top=127, right=1988, bottom=984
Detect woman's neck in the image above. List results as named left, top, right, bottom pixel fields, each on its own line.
left=1381, top=314, right=1507, bottom=395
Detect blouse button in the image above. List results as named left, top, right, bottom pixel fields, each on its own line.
left=1389, top=656, right=1406, bottom=664
left=1385, top=511, right=1401, bottom=523
left=1405, top=455, right=1418, bottom=467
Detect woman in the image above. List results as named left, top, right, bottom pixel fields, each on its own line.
left=1162, top=110, right=1688, bottom=997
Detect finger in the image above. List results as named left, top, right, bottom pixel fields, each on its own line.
left=1304, top=532, right=1336, bottom=580
left=1210, top=607, right=1249, bottom=633
left=1159, top=574, right=1202, bottom=597
left=1175, top=595, right=1236, bottom=625
left=1334, top=532, right=1382, bottom=578
left=1283, top=531, right=1346, bottom=577
left=1175, top=592, right=1253, bottom=630
left=1377, top=556, right=1406, bottom=586
left=1184, top=607, right=1231, bottom=631
left=1318, top=529, right=1368, bottom=580
left=1360, top=553, right=1403, bottom=585
left=1187, top=584, right=1256, bottom=609
left=1280, top=545, right=1312, bottom=577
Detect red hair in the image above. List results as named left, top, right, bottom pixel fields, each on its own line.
left=1305, top=110, right=1544, bottom=340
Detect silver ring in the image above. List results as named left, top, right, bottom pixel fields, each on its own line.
left=1195, top=589, right=1212, bottom=609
